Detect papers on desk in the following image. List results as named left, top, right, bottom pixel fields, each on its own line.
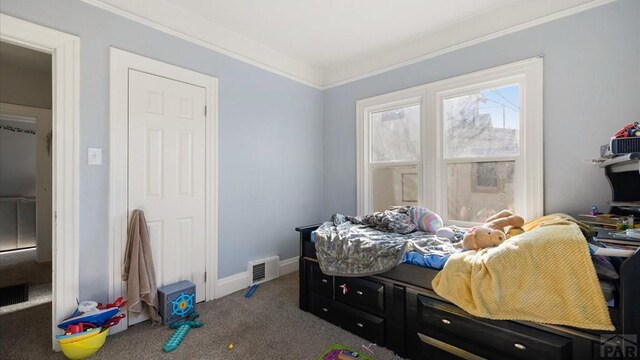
left=589, top=243, right=636, bottom=257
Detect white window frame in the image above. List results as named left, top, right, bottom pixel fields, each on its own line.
left=356, top=90, right=425, bottom=215
left=357, top=58, right=543, bottom=222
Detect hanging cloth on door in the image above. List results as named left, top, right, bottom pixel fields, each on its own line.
left=122, top=209, right=162, bottom=325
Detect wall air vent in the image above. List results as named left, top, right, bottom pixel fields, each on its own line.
left=248, top=256, right=280, bottom=286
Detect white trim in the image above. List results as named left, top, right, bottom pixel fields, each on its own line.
left=79, top=0, right=322, bottom=89
left=278, top=256, right=299, bottom=276
left=322, top=0, right=616, bottom=88
left=0, top=14, right=80, bottom=351
left=108, top=48, right=218, bottom=334
left=357, top=58, right=544, bottom=222
left=215, top=256, right=299, bottom=298
left=79, top=0, right=613, bottom=89
left=356, top=91, right=425, bottom=215
left=215, top=271, right=249, bottom=298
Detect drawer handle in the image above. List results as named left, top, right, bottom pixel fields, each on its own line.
left=514, top=343, right=527, bottom=351
left=356, top=322, right=364, bottom=328
left=322, top=307, right=329, bottom=313
left=356, top=290, right=363, bottom=295
left=441, top=318, right=451, bottom=325
left=321, top=279, right=328, bottom=283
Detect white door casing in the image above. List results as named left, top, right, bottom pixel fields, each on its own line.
left=0, top=14, right=80, bottom=351
left=127, top=70, right=207, bottom=324
left=109, top=48, right=218, bottom=333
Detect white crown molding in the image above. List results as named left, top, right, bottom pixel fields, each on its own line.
left=322, top=0, right=617, bottom=88
left=80, top=0, right=616, bottom=89
left=80, top=0, right=324, bottom=88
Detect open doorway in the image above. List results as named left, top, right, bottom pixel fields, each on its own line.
left=0, top=42, right=53, bottom=314
left=0, top=14, right=80, bottom=351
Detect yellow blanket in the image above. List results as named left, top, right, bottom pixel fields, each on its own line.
left=432, top=215, right=614, bottom=330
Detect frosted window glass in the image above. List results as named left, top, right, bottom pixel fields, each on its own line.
left=447, top=161, right=515, bottom=223
left=444, top=85, right=519, bottom=158
left=371, top=105, right=420, bottom=162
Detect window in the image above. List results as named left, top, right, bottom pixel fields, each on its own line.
left=357, top=58, right=543, bottom=224
left=358, top=97, right=423, bottom=213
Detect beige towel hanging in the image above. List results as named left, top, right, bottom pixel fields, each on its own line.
left=123, top=209, right=162, bottom=325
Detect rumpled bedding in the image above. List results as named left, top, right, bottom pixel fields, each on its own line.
left=314, top=211, right=461, bottom=276
left=432, top=214, right=614, bottom=330
left=344, top=206, right=416, bottom=234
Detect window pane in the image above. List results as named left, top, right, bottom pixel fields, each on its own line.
left=447, top=161, right=514, bottom=223
left=372, top=165, right=417, bottom=212
left=371, top=105, right=420, bottom=162
left=444, top=85, right=519, bottom=158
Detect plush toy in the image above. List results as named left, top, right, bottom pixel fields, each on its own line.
left=461, top=210, right=525, bottom=250
left=410, top=207, right=443, bottom=233
left=462, top=226, right=506, bottom=250
left=436, top=225, right=465, bottom=243
left=483, top=210, right=524, bottom=237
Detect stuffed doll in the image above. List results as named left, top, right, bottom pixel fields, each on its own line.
left=483, top=210, right=525, bottom=238
left=462, top=226, right=506, bottom=250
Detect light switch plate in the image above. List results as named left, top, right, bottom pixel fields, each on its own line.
left=88, top=148, right=102, bottom=165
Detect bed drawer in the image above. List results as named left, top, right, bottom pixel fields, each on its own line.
left=310, top=262, right=333, bottom=297
left=335, top=302, right=385, bottom=345
left=310, top=293, right=336, bottom=324
left=335, top=277, right=384, bottom=315
left=416, top=295, right=572, bottom=360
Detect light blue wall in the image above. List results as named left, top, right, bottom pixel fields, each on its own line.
left=2, top=0, right=638, bottom=301
left=323, top=0, right=640, bottom=220
left=0, top=0, right=324, bottom=300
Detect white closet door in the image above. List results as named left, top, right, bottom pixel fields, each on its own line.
left=128, top=70, right=206, bottom=325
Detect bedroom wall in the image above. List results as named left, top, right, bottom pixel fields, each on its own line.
left=0, top=119, right=37, bottom=196
left=0, top=0, right=324, bottom=300
left=322, top=0, right=640, bottom=219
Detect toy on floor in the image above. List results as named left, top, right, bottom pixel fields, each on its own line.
left=171, top=292, right=195, bottom=317
left=58, top=298, right=127, bottom=329
left=158, top=280, right=196, bottom=325
left=59, top=328, right=109, bottom=360
left=162, top=311, right=203, bottom=352
left=245, top=284, right=259, bottom=298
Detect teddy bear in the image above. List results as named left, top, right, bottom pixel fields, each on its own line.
left=483, top=210, right=525, bottom=238
left=462, top=226, right=506, bottom=250
left=461, top=210, right=525, bottom=250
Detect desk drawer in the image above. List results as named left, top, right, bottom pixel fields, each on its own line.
left=335, top=277, right=384, bottom=315
left=310, top=262, right=333, bottom=297
left=336, top=302, right=385, bottom=345
left=416, top=295, right=571, bottom=360
left=310, top=293, right=335, bottom=324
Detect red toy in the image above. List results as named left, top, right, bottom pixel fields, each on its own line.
left=613, top=122, right=640, bottom=138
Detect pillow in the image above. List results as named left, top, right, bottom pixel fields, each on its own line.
left=411, top=207, right=443, bottom=233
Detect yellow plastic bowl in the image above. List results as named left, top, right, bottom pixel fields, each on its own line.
left=57, top=327, right=102, bottom=344
left=60, top=328, right=109, bottom=360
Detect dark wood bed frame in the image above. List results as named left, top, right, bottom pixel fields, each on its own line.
left=297, top=224, right=640, bottom=360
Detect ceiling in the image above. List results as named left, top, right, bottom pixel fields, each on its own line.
left=0, top=41, right=51, bottom=73
left=164, top=0, right=518, bottom=67
left=84, top=0, right=611, bottom=87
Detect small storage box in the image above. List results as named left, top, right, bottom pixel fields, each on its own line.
left=157, top=280, right=196, bottom=325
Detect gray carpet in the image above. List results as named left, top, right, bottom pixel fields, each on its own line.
left=0, top=248, right=52, bottom=315
left=0, top=272, right=403, bottom=359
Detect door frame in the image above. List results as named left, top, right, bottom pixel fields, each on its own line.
left=0, top=14, right=80, bottom=351
left=108, top=48, right=218, bottom=333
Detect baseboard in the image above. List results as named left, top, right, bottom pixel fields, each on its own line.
left=214, top=256, right=298, bottom=299
left=279, top=256, right=298, bottom=276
